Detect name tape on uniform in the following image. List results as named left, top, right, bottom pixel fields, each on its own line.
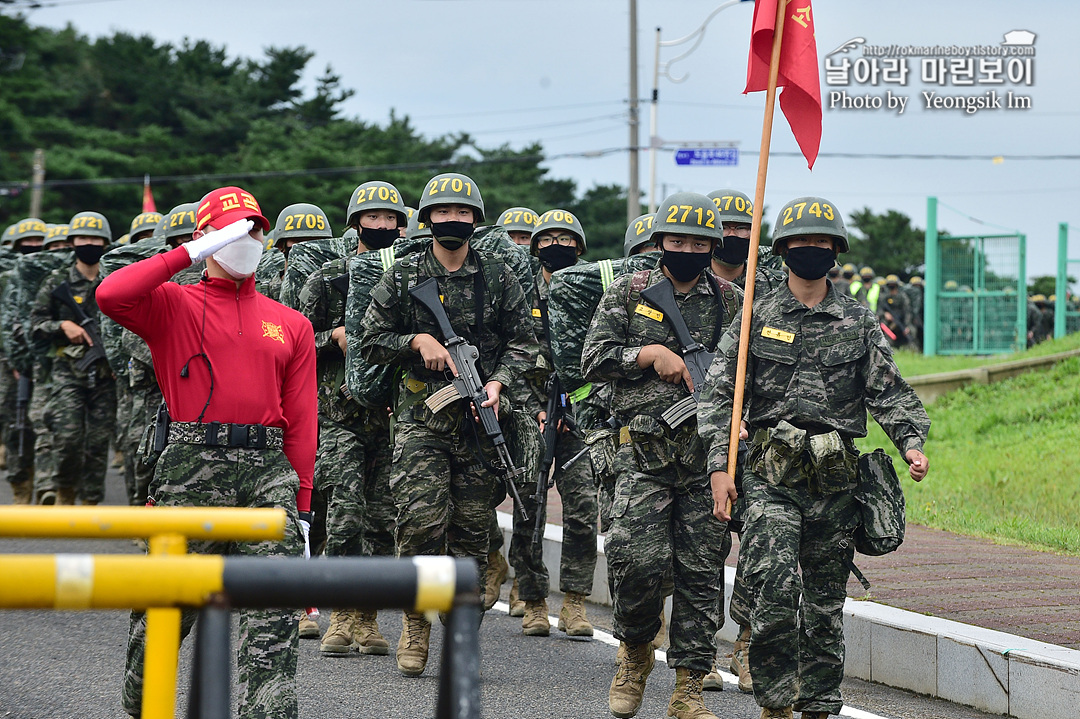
left=762, top=326, right=795, bottom=343
left=634, top=303, right=664, bottom=322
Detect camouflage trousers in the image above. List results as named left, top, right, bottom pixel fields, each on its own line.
left=115, top=377, right=134, bottom=496
left=358, top=417, right=395, bottom=558
left=606, top=443, right=728, bottom=671
left=314, top=415, right=368, bottom=557
left=502, top=428, right=597, bottom=599
left=37, top=365, right=116, bottom=502
left=741, top=470, right=858, bottom=714
left=122, top=441, right=303, bottom=719
left=127, top=377, right=163, bottom=506
left=1, top=362, right=34, bottom=486
left=28, top=363, right=53, bottom=497
left=390, top=419, right=500, bottom=598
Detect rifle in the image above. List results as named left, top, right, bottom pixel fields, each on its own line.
left=532, top=374, right=580, bottom=544
left=50, top=281, right=108, bottom=374
left=408, top=277, right=530, bottom=521
left=638, top=278, right=714, bottom=429
left=15, top=374, right=30, bottom=458
left=560, top=414, right=620, bottom=472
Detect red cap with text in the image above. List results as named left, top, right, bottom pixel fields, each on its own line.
left=196, top=186, right=271, bottom=232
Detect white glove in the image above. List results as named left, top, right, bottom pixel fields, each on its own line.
left=298, top=518, right=311, bottom=559
left=184, top=218, right=255, bottom=264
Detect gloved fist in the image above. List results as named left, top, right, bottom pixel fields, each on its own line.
left=184, top=218, right=255, bottom=264
left=297, top=511, right=312, bottom=560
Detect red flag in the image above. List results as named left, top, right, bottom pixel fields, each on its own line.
left=141, top=174, right=156, bottom=213
left=744, top=0, right=822, bottom=169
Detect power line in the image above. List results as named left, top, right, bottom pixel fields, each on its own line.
left=412, top=100, right=623, bottom=121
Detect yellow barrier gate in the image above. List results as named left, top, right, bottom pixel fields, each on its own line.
left=0, top=507, right=480, bottom=719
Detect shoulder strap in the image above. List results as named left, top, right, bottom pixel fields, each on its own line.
left=599, top=259, right=615, bottom=291
left=629, top=269, right=650, bottom=294
left=379, top=247, right=396, bottom=271
left=704, top=273, right=730, bottom=349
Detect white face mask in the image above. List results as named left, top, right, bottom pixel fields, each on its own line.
left=212, top=235, right=264, bottom=278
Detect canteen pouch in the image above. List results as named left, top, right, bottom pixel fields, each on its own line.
left=853, top=448, right=906, bottom=556
left=585, top=425, right=620, bottom=488
left=757, top=419, right=806, bottom=486
left=808, top=429, right=859, bottom=494
left=627, top=414, right=673, bottom=473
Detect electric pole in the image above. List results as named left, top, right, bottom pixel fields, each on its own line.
left=627, top=0, right=640, bottom=224
left=30, top=148, right=45, bottom=218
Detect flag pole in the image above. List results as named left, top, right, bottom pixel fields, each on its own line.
left=725, top=0, right=788, bottom=506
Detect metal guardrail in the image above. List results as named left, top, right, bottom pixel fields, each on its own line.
left=0, top=507, right=481, bottom=719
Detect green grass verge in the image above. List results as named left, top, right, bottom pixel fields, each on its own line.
left=857, top=354, right=1080, bottom=556
left=891, top=332, right=1080, bottom=377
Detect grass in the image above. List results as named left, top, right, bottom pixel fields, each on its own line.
left=857, top=354, right=1080, bottom=556
left=890, top=331, right=1080, bottom=377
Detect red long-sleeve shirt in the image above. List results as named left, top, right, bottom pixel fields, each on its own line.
left=97, top=246, right=316, bottom=512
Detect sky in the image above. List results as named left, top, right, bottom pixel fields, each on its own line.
left=19, top=0, right=1080, bottom=283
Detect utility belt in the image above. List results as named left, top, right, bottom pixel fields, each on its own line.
left=590, top=412, right=704, bottom=475
left=748, top=420, right=857, bottom=493
left=160, top=417, right=284, bottom=451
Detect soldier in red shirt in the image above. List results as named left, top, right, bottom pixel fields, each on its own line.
left=98, top=185, right=317, bottom=719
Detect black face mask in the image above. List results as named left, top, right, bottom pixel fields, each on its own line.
left=661, top=249, right=712, bottom=283
left=713, top=237, right=751, bottom=267
left=537, top=244, right=578, bottom=272
left=18, top=244, right=42, bottom=255
left=785, top=246, right=836, bottom=280
left=431, top=221, right=473, bottom=250
left=74, top=244, right=105, bottom=265
left=359, top=226, right=399, bottom=250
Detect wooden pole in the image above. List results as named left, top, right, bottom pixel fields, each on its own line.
left=725, top=0, right=788, bottom=497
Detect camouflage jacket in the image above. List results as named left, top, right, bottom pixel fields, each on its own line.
left=30, top=263, right=108, bottom=376
left=697, top=280, right=930, bottom=474
left=358, top=243, right=537, bottom=408
left=878, top=288, right=911, bottom=329
left=581, top=267, right=742, bottom=425
left=2, top=250, right=73, bottom=374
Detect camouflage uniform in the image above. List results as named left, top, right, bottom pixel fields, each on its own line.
left=878, top=286, right=911, bottom=346
left=697, top=280, right=929, bottom=714
left=581, top=266, right=741, bottom=670
left=358, top=244, right=537, bottom=590
left=30, top=264, right=116, bottom=503
left=0, top=260, right=35, bottom=491
left=122, top=442, right=305, bottom=717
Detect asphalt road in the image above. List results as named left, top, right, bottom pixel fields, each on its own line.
left=0, top=472, right=1001, bottom=719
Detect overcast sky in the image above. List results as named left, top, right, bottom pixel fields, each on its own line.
left=22, top=0, right=1080, bottom=281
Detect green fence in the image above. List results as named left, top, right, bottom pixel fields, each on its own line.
left=924, top=197, right=1026, bottom=355
left=1055, top=222, right=1080, bottom=337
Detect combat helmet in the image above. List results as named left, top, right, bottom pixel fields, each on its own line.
left=652, top=192, right=725, bottom=245
left=68, top=211, right=112, bottom=242
left=624, top=213, right=655, bottom=257
left=164, top=203, right=198, bottom=247
left=345, top=181, right=407, bottom=229
left=859, top=266, right=874, bottom=279
left=706, top=189, right=754, bottom=224
left=531, top=209, right=587, bottom=256
left=274, top=203, right=333, bottom=253
left=417, top=172, right=484, bottom=224
left=406, top=211, right=431, bottom=240
left=496, top=207, right=539, bottom=234
left=43, top=223, right=70, bottom=250
left=10, top=217, right=47, bottom=250
left=128, top=211, right=163, bottom=243
left=770, top=197, right=848, bottom=253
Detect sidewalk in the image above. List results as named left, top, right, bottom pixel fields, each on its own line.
left=500, top=487, right=1080, bottom=718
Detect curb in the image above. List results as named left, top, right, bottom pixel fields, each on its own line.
left=497, top=511, right=1080, bottom=719
left=907, top=347, right=1080, bottom=404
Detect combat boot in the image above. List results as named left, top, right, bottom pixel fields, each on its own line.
left=38, top=489, right=57, bottom=505
left=729, top=626, right=753, bottom=693
left=354, top=609, right=389, bottom=655
left=609, top=641, right=655, bottom=718
left=652, top=607, right=668, bottom=649
left=11, top=479, right=33, bottom=505
left=667, top=667, right=719, bottom=719
left=521, top=599, right=550, bottom=636
left=483, top=550, right=508, bottom=611
left=702, top=657, right=724, bottom=691
left=298, top=612, right=320, bottom=639
left=558, top=590, right=594, bottom=636
left=800, top=712, right=830, bottom=719
left=320, top=609, right=357, bottom=655
left=760, top=707, right=793, bottom=719
left=396, top=612, right=431, bottom=676
left=508, top=577, right=525, bottom=617
left=56, top=487, right=76, bottom=506
left=112, top=449, right=124, bottom=468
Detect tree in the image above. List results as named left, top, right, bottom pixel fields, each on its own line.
left=1028, top=275, right=1074, bottom=297
left=846, top=208, right=926, bottom=278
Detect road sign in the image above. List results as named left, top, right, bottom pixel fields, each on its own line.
left=674, top=148, right=739, bottom=166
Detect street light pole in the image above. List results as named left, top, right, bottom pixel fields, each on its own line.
left=648, top=0, right=754, bottom=212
